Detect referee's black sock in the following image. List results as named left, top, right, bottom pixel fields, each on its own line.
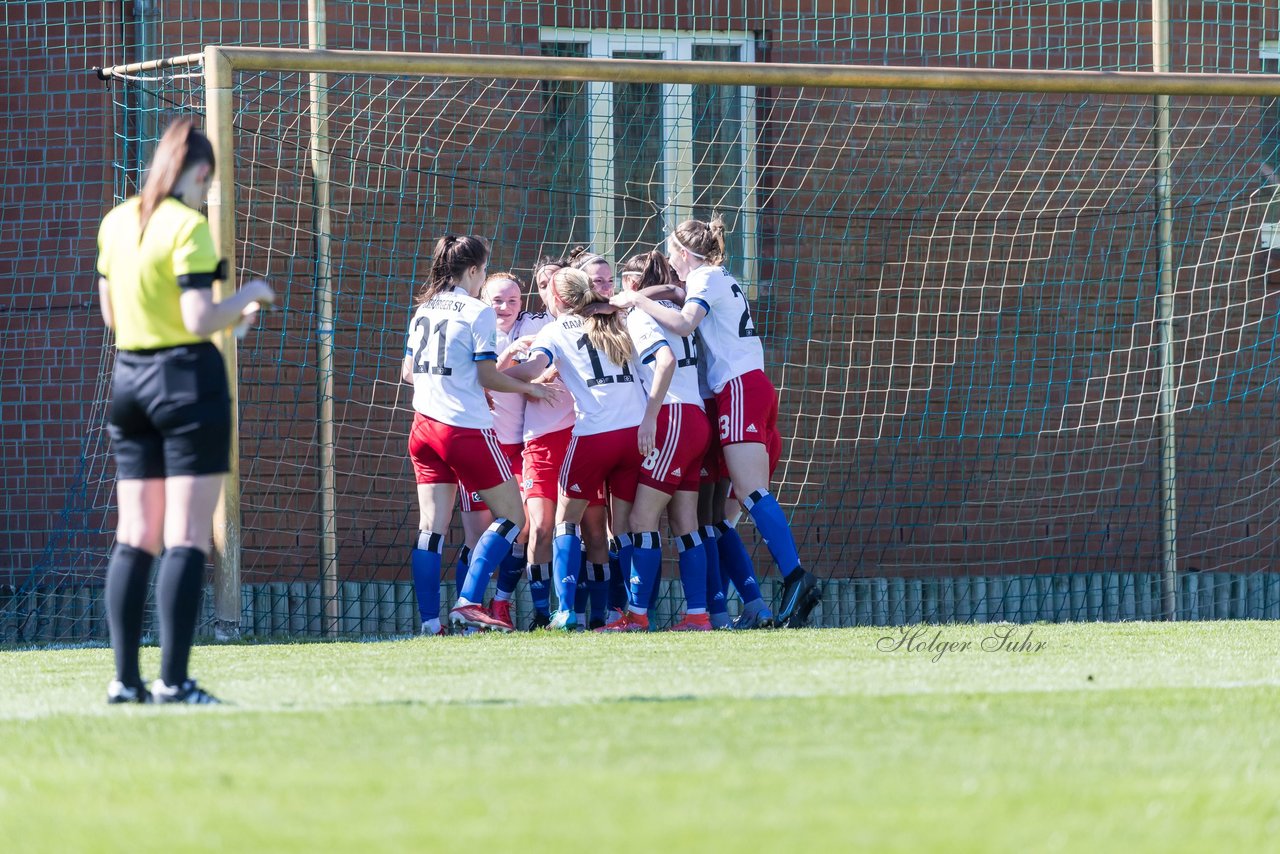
left=157, top=546, right=207, bottom=687
left=106, top=543, right=156, bottom=687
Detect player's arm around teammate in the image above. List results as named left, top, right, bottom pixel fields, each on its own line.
left=512, top=258, right=617, bottom=629
left=510, top=259, right=571, bottom=628
left=402, top=235, right=555, bottom=634
left=476, top=272, right=537, bottom=628
left=610, top=218, right=821, bottom=628
left=407, top=273, right=533, bottom=605
left=612, top=251, right=715, bottom=631
left=507, top=268, right=648, bottom=631
left=569, top=250, right=621, bottom=623
left=97, top=118, right=275, bottom=705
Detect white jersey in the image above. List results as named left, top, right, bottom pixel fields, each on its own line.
left=626, top=303, right=704, bottom=408
left=531, top=315, right=648, bottom=436
left=683, top=265, right=765, bottom=394
left=405, top=286, right=497, bottom=429
left=694, top=329, right=714, bottom=400
left=516, top=310, right=575, bottom=441
left=487, top=326, right=526, bottom=445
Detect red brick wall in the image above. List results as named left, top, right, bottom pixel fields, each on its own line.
left=6, top=2, right=1280, bottom=594
left=0, top=3, right=125, bottom=583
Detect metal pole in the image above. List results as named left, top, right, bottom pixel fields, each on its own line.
left=309, top=0, right=339, bottom=636
left=224, top=47, right=1280, bottom=96
left=100, top=48, right=1280, bottom=98
left=204, top=46, right=242, bottom=640
left=133, top=0, right=156, bottom=166
left=1152, top=1, right=1179, bottom=621
left=96, top=52, right=203, bottom=79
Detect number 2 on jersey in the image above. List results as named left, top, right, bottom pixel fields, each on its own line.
left=729, top=283, right=757, bottom=338
left=412, top=317, right=453, bottom=376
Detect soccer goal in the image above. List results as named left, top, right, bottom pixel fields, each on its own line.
left=81, top=44, right=1280, bottom=639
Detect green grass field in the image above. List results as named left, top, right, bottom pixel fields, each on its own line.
left=3, top=622, right=1279, bottom=852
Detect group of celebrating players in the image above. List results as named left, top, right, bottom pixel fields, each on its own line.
left=401, top=219, right=823, bottom=634
left=96, top=119, right=825, bottom=706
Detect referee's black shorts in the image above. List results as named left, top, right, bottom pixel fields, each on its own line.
left=108, top=341, right=231, bottom=479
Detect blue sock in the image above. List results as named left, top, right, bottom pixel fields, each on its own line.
left=411, top=531, right=444, bottom=624
left=459, top=519, right=519, bottom=604
left=607, top=537, right=628, bottom=611
left=628, top=531, right=662, bottom=615
left=743, top=489, right=802, bottom=578
left=587, top=563, right=609, bottom=624
left=528, top=562, right=551, bottom=616
left=620, top=537, right=635, bottom=603
left=647, top=564, right=663, bottom=612
left=454, top=546, right=470, bottom=596
left=495, top=547, right=525, bottom=601
left=677, top=532, right=708, bottom=613
left=576, top=554, right=589, bottom=622
left=552, top=522, right=581, bottom=614
left=717, top=521, right=764, bottom=604
left=702, top=525, right=729, bottom=623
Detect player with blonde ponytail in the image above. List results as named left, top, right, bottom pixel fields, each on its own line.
left=506, top=268, right=663, bottom=630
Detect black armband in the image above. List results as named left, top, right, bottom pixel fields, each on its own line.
left=177, top=272, right=217, bottom=290
left=177, top=259, right=228, bottom=291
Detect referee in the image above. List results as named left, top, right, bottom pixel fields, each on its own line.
left=96, top=118, right=274, bottom=704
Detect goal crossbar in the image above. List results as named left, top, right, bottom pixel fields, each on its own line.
left=98, top=45, right=1280, bottom=97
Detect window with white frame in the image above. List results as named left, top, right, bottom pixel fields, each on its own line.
left=538, top=30, right=758, bottom=280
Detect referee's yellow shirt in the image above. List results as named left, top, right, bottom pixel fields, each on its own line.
left=96, top=196, right=221, bottom=351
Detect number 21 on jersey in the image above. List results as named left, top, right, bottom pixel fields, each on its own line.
left=412, top=316, right=453, bottom=376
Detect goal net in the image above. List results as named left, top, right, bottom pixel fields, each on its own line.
left=23, top=50, right=1280, bottom=640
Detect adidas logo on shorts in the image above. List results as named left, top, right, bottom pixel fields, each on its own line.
left=746, top=424, right=759, bottom=433
left=570, top=483, right=582, bottom=493
left=671, top=467, right=682, bottom=477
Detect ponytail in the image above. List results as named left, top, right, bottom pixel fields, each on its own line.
left=138, top=117, right=215, bottom=238
left=671, top=215, right=727, bottom=266
left=552, top=268, right=633, bottom=367
left=566, top=245, right=598, bottom=269
left=418, top=234, right=490, bottom=304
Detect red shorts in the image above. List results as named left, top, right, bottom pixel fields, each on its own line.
left=699, top=397, right=724, bottom=484
left=523, top=428, right=606, bottom=506
left=409, top=413, right=514, bottom=495
left=715, top=369, right=781, bottom=476
left=639, top=403, right=710, bottom=495
left=560, top=427, right=642, bottom=504
left=459, top=441, right=523, bottom=512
